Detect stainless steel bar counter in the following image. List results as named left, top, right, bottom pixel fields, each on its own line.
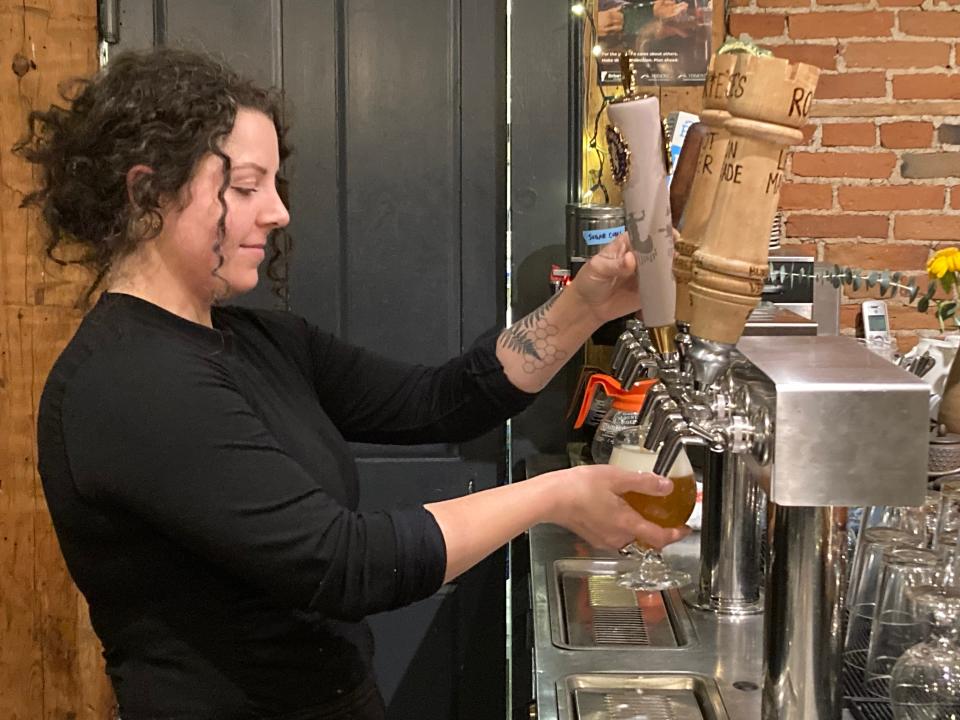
left=523, top=519, right=767, bottom=720
left=520, top=521, right=868, bottom=720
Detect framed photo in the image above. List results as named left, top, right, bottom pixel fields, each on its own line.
left=596, top=0, right=713, bottom=86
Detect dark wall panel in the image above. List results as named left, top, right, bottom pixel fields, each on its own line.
left=283, top=1, right=344, bottom=334
left=510, top=0, right=576, bottom=460
left=341, top=0, right=460, bottom=362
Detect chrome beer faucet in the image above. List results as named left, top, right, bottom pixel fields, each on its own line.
left=645, top=366, right=773, bottom=617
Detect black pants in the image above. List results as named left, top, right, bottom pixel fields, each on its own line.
left=279, top=675, right=387, bottom=720
left=118, top=676, right=387, bottom=720
left=321, top=676, right=386, bottom=720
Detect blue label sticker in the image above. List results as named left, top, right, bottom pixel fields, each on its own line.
left=583, top=226, right=626, bottom=246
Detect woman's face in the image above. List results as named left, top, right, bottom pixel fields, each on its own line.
left=160, top=107, right=290, bottom=300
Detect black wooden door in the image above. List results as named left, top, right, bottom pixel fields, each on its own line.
left=110, top=2, right=507, bottom=717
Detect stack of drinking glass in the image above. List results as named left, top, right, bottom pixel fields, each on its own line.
left=844, top=477, right=960, bottom=718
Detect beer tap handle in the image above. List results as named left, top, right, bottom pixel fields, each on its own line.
left=607, top=93, right=677, bottom=353
left=689, top=55, right=820, bottom=347
left=673, top=54, right=737, bottom=326
left=669, top=122, right=710, bottom=228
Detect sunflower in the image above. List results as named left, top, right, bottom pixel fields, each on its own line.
left=928, top=246, right=960, bottom=279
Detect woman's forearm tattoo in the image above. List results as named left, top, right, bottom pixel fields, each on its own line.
left=498, top=294, right=566, bottom=374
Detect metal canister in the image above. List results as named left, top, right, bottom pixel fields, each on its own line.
left=930, top=432, right=960, bottom=477
left=565, top=203, right=626, bottom=261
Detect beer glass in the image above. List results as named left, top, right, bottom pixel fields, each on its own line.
left=901, top=490, right=941, bottom=548
left=890, top=586, right=960, bottom=719
left=610, top=426, right=696, bottom=590
left=864, top=547, right=941, bottom=698
left=844, top=527, right=920, bottom=682
left=936, top=478, right=960, bottom=549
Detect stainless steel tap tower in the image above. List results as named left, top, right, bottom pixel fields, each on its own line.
left=613, top=283, right=929, bottom=720
left=605, top=51, right=930, bottom=720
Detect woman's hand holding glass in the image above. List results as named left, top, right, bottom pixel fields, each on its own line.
left=608, top=427, right=697, bottom=589
left=543, top=464, right=691, bottom=553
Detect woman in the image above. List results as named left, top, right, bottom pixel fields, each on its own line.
left=20, top=49, right=687, bottom=720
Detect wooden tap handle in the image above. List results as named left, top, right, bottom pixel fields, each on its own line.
left=689, top=54, right=820, bottom=345
left=670, top=122, right=709, bottom=228
left=673, top=52, right=737, bottom=325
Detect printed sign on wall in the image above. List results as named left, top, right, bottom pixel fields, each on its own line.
left=597, top=0, right=713, bottom=86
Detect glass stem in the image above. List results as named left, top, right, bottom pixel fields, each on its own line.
left=638, top=548, right=662, bottom=563
left=628, top=544, right=661, bottom=563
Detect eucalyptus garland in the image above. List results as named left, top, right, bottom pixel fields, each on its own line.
left=767, top=262, right=959, bottom=331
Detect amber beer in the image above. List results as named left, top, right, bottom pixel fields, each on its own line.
left=609, top=444, right=697, bottom=529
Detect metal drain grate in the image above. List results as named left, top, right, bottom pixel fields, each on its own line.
left=592, top=607, right=650, bottom=645
left=554, top=560, right=692, bottom=649
left=586, top=576, right=650, bottom=645
left=588, top=575, right=639, bottom=607
left=603, top=692, right=675, bottom=719
left=563, top=674, right=724, bottom=720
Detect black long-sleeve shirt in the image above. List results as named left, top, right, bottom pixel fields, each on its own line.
left=37, top=292, right=535, bottom=720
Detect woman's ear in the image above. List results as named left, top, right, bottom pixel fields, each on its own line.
left=125, top=164, right=154, bottom=206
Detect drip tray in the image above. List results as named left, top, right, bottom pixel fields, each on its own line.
left=557, top=674, right=730, bottom=720
left=551, top=558, right=696, bottom=650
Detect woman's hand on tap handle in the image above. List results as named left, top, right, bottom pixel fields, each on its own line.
left=495, top=233, right=638, bottom=394
left=543, top=465, right=691, bottom=552
left=568, top=233, right=642, bottom=325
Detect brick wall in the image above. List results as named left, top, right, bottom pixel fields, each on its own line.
left=727, top=2, right=960, bottom=351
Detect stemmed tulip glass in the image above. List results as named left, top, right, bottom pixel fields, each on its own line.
left=609, top=427, right=696, bottom=590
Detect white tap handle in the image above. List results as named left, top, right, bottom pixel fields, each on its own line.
left=607, top=95, right=677, bottom=332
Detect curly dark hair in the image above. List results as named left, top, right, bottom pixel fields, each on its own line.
left=13, top=47, right=292, bottom=307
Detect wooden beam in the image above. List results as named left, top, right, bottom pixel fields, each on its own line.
left=0, top=1, right=111, bottom=717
